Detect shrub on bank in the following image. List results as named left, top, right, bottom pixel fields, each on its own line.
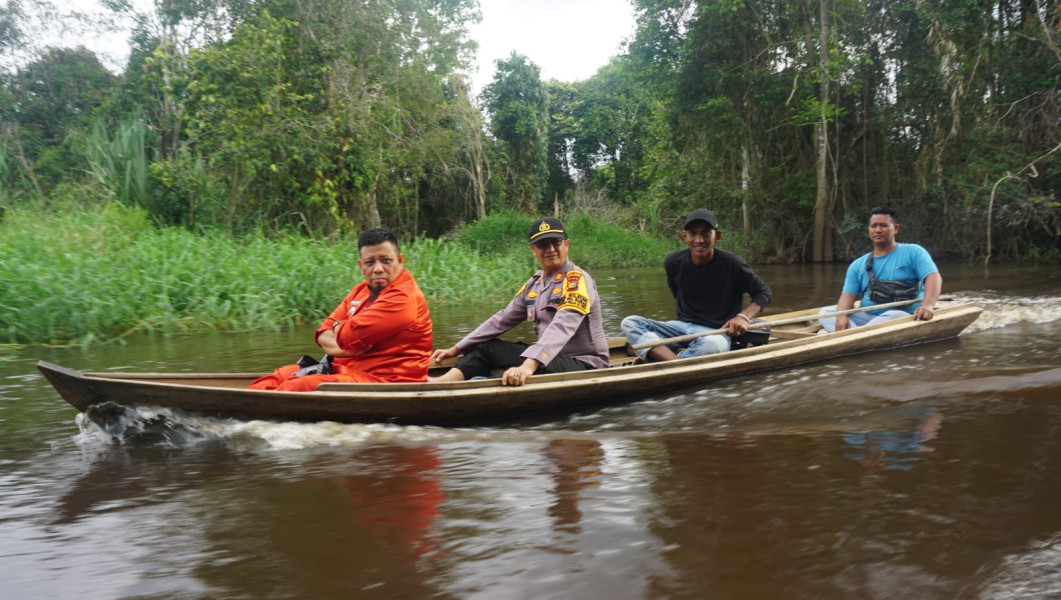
left=455, top=211, right=678, bottom=269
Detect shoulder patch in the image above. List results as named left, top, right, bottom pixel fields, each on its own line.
left=557, top=270, right=591, bottom=314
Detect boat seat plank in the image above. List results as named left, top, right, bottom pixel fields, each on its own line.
left=769, top=330, right=818, bottom=340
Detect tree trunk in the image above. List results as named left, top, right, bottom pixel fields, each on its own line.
left=811, top=0, right=832, bottom=262
left=365, top=169, right=383, bottom=230
left=741, top=141, right=751, bottom=234
left=473, top=114, right=487, bottom=220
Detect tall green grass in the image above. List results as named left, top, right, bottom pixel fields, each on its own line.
left=83, top=114, right=151, bottom=209
left=456, top=211, right=677, bottom=269
left=403, top=236, right=532, bottom=302
left=1, top=206, right=676, bottom=346
left=562, top=214, right=678, bottom=268
left=0, top=129, right=40, bottom=204
left=0, top=205, right=528, bottom=346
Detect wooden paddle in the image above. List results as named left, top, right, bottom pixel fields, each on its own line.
left=628, top=296, right=953, bottom=351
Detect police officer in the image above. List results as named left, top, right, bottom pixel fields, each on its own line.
left=428, top=218, right=610, bottom=386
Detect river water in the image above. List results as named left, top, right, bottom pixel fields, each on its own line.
left=2, top=261, right=1060, bottom=599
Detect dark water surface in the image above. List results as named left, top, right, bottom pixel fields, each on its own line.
left=2, top=261, right=1060, bottom=599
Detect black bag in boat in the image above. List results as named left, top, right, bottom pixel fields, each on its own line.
left=292, top=355, right=333, bottom=377
left=731, top=324, right=770, bottom=350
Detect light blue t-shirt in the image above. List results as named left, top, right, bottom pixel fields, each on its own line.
left=842, top=243, right=939, bottom=314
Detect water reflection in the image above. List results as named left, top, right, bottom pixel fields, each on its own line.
left=52, top=445, right=229, bottom=525
left=541, top=438, right=604, bottom=533
left=977, top=532, right=1061, bottom=598
left=841, top=407, right=942, bottom=471
left=429, top=437, right=665, bottom=599
left=641, top=409, right=1061, bottom=599
left=189, top=450, right=452, bottom=599
left=341, top=445, right=446, bottom=561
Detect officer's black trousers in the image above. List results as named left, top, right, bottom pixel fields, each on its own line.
left=454, top=338, right=593, bottom=380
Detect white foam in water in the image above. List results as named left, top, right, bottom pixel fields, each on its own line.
left=73, top=413, right=115, bottom=448
left=71, top=409, right=455, bottom=450
left=953, top=292, right=1061, bottom=333
left=976, top=532, right=1061, bottom=599
left=225, top=419, right=415, bottom=450
left=72, top=405, right=644, bottom=451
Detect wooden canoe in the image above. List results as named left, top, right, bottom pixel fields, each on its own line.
left=37, top=302, right=982, bottom=428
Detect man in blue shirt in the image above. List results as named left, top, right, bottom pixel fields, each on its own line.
left=819, top=206, right=942, bottom=332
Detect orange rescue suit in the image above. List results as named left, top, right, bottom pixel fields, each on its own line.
left=249, top=269, right=432, bottom=391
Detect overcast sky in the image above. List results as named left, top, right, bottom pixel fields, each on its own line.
left=467, top=0, right=636, bottom=94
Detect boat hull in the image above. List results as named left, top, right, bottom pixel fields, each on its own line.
left=37, top=303, right=982, bottom=426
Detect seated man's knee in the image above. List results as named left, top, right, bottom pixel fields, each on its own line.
left=247, top=364, right=301, bottom=390
left=681, top=335, right=729, bottom=358
left=621, top=315, right=645, bottom=337
left=630, top=331, right=662, bottom=359
left=818, top=306, right=838, bottom=332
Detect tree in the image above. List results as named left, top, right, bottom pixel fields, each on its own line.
left=4, top=46, right=116, bottom=190
left=802, top=0, right=833, bottom=262
left=141, top=0, right=482, bottom=233
left=294, top=0, right=481, bottom=233
left=481, top=52, right=550, bottom=214
left=544, top=79, right=577, bottom=212
left=544, top=71, right=654, bottom=213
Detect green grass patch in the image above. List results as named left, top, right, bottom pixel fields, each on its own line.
left=456, top=211, right=676, bottom=269
left=0, top=204, right=528, bottom=345
left=562, top=214, right=678, bottom=268
left=2, top=205, right=677, bottom=346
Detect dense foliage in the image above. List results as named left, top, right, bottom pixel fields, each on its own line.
left=0, top=0, right=1058, bottom=261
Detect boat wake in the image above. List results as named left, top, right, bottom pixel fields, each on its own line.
left=969, top=532, right=1061, bottom=599
left=956, top=292, right=1061, bottom=332
left=76, top=402, right=235, bottom=448
left=73, top=404, right=606, bottom=451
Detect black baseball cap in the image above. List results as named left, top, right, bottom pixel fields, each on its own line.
left=684, top=209, right=719, bottom=230
left=529, top=217, right=567, bottom=243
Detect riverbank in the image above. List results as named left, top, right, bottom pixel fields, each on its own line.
left=1, top=204, right=677, bottom=347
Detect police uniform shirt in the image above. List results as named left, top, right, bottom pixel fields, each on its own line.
left=454, top=259, right=610, bottom=369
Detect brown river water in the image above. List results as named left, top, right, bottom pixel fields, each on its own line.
left=2, top=261, right=1060, bottom=599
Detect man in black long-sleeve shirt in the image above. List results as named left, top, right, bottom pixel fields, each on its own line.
left=621, top=209, right=772, bottom=362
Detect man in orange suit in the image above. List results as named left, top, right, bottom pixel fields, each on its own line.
left=249, top=228, right=432, bottom=391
